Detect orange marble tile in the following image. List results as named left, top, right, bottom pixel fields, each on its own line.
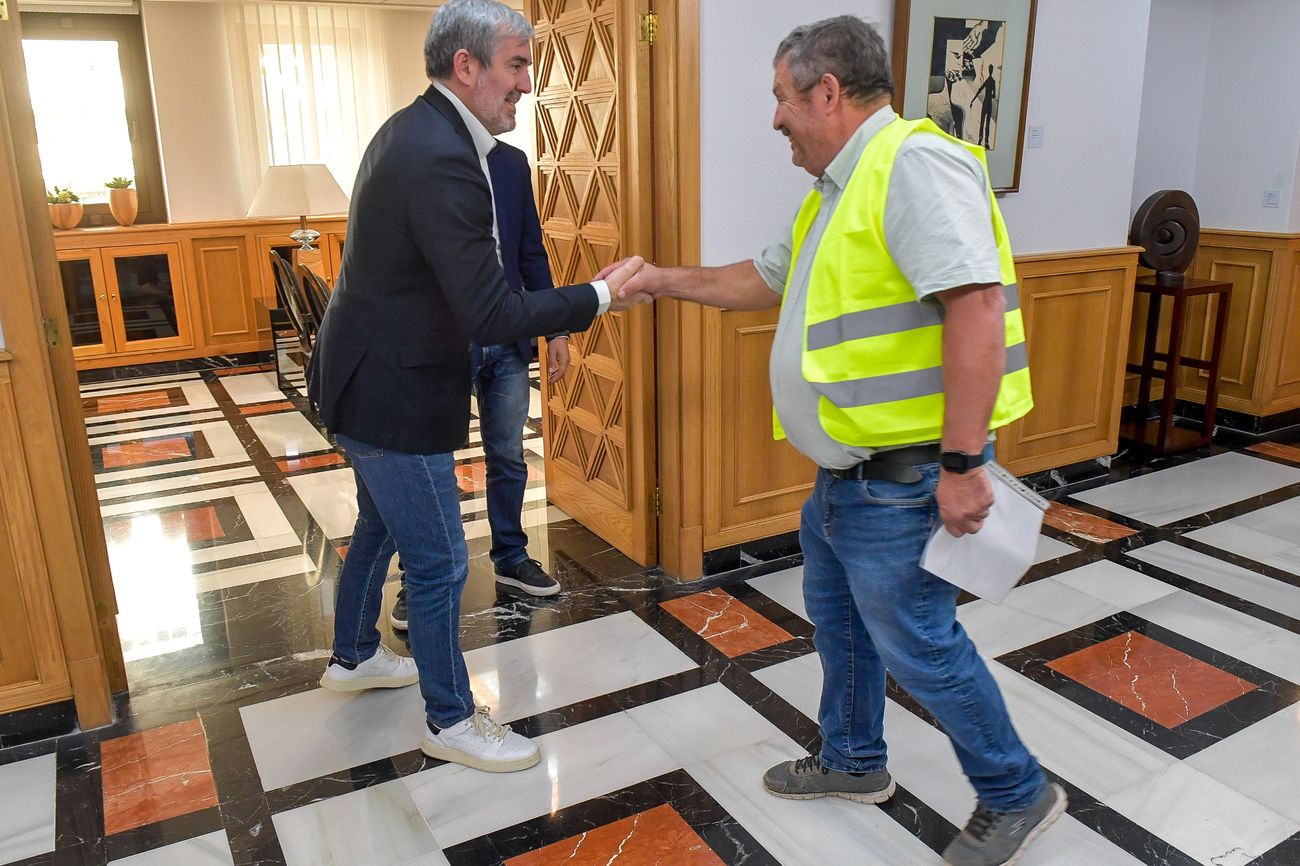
left=1248, top=442, right=1300, bottom=465
left=660, top=589, right=794, bottom=658
left=277, top=453, right=346, bottom=473
left=241, top=401, right=296, bottom=416
left=1044, top=502, right=1138, bottom=544
left=101, top=436, right=193, bottom=469
left=506, top=803, right=725, bottom=866
left=161, top=506, right=226, bottom=544
left=336, top=544, right=349, bottom=560
left=100, top=718, right=218, bottom=835
left=1047, top=631, right=1256, bottom=729
left=215, top=363, right=276, bottom=376
left=93, top=390, right=172, bottom=415
left=456, top=462, right=488, bottom=494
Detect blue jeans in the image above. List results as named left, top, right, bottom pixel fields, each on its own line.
left=801, top=452, right=1045, bottom=811
left=331, top=433, right=476, bottom=730
left=471, top=344, right=533, bottom=571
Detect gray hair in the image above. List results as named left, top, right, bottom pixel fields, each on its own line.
left=425, top=0, right=534, bottom=80
left=774, top=15, right=893, bottom=104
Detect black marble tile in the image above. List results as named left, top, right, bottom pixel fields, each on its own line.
left=101, top=807, right=224, bottom=862
left=702, top=530, right=802, bottom=576
left=0, top=701, right=77, bottom=752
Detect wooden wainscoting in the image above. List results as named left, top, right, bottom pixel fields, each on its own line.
left=1129, top=230, right=1300, bottom=417
left=996, top=247, right=1139, bottom=475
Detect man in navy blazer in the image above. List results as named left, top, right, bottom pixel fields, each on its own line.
left=309, top=0, right=645, bottom=774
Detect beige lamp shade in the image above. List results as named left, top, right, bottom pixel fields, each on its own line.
left=246, top=163, right=350, bottom=220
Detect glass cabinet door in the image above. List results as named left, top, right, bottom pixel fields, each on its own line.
left=56, top=251, right=113, bottom=358
left=101, top=243, right=192, bottom=352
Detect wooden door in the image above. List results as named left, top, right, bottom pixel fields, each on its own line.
left=101, top=242, right=193, bottom=353
left=55, top=249, right=114, bottom=359
left=526, top=0, right=657, bottom=564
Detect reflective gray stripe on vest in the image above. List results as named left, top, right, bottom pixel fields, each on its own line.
left=817, top=340, right=1029, bottom=408
left=805, top=284, right=1019, bottom=353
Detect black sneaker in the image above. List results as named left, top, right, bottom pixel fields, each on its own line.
left=943, top=783, right=1067, bottom=866
left=390, top=585, right=408, bottom=631
left=495, top=558, right=561, bottom=597
left=763, top=754, right=895, bottom=804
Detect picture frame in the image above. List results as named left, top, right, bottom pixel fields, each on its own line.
left=891, top=0, right=1037, bottom=193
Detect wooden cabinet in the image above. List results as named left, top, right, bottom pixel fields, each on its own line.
left=53, top=216, right=346, bottom=370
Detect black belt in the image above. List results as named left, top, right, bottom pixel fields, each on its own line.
left=827, top=444, right=941, bottom=483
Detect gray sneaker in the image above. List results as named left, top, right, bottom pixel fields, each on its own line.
left=943, top=783, right=1067, bottom=866
left=763, top=754, right=895, bottom=804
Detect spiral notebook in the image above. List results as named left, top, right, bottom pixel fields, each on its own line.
left=921, top=462, right=1049, bottom=604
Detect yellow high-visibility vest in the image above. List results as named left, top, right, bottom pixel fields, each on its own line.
left=775, top=116, right=1032, bottom=447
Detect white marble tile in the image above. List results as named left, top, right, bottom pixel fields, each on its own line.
left=1129, top=541, right=1300, bottom=619
left=462, top=506, right=570, bottom=542
left=627, top=683, right=796, bottom=766
left=97, top=465, right=262, bottom=503
left=1033, top=534, right=1078, bottom=564
left=94, top=422, right=250, bottom=485
left=404, top=710, right=677, bottom=849
left=80, top=371, right=200, bottom=393
left=99, top=481, right=292, bottom=537
left=1131, top=590, right=1300, bottom=684
left=691, top=733, right=943, bottom=866
left=288, top=468, right=359, bottom=539
left=247, top=412, right=332, bottom=459
left=459, top=483, right=547, bottom=518
left=220, top=372, right=285, bottom=405
left=0, top=752, right=56, bottom=864
left=95, top=452, right=254, bottom=485
left=85, top=409, right=225, bottom=436
left=243, top=612, right=695, bottom=790
left=747, top=566, right=808, bottom=622
left=1187, top=704, right=1300, bottom=826
left=1105, top=761, right=1297, bottom=866
left=751, top=653, right=821, bottom=719
left=108, top=830, right=235, bottom=865
left=1047, top=559, right=1180, bottom=611
left=193, top=553, right=318, bottom=594
left=957, top=575, right=1122, bottom=658
left=272, top=779, right=440, bottom=866
left=1185, top=497, right=1300, bottom=577
left=1070, top=452, right=1300, bottom=526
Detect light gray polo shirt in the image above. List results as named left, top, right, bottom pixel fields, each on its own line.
left=754, top=107, right=1002, bottom=470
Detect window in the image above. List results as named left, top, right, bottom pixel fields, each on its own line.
left=226, top=3, right=394, bottom=196
left=21, top=12, right=168, bottom=226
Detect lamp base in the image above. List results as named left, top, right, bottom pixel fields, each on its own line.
left=290, top=227, right=320, bottom=251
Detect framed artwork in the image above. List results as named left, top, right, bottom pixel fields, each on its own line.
left=892, top=0, right=1037, bottom=193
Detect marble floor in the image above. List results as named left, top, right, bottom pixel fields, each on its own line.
left=2, top=357, right=1300, bottom=866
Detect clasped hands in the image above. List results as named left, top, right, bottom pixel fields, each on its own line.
left=595, top=256, right=664, bottom=312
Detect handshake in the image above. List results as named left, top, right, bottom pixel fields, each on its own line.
left=594, top=256, right=666, bottom=313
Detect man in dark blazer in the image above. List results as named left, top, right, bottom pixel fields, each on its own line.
left=308, top=0, right=644, bottom=774
left=390, top=139, right=564, bottom=626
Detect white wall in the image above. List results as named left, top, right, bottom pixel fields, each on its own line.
left=1190, top=0, right=1300, bottom=232
left=700, top=0, right=1154, bottom=262
left=142, top=1, right=247, bottom=221
left=1130, top=0, right=1212, bottom=217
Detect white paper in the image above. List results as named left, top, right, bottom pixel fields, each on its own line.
left=921, top=464, right=1047, bottom=604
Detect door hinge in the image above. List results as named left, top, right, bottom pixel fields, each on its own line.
left=652, top=486, right=662, bottom=516
left=43, top=317, right=60, bottom=347
left=0, top=0, right=9, bottom=22
left=639, top=11, right=658, bottom=44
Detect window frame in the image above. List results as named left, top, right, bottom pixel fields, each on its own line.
left=20, top=11, right=168, bottom=226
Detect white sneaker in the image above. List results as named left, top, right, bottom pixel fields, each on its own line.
left=319, top=644, right=419, bottom=692
left=421, top=706, right=540, bottom=773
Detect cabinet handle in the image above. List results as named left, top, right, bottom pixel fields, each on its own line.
left=111, top=294, right=118, bottom=300
left=99, top=294, right=106, bottom=300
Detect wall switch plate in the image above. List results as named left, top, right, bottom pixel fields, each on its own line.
left=1263, top=189, right=1281, bottom=208
left=1026, top=125, right=1045, bottom=149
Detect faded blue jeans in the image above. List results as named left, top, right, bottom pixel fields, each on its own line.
left=801, top=452, right=1046, bottom=811
left=331, top=433, right=475, bottom=730
left=471, top=343, right=533, bottom=571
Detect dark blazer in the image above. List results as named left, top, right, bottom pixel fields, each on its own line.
left=307, top=86, right=599, bottom=454
left=483, top=140, right=556, bottom=365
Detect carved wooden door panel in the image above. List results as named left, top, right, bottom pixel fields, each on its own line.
left=526, top=0, right=657, bottom=564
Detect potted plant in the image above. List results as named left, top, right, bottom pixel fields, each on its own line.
left=47, top=185, right=82, bottom=230
left=106, top=176, right=137, bottom=226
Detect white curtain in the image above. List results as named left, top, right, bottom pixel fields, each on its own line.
left=226, top=3, right=394, bottom=200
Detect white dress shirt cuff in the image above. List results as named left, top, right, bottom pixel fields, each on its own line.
left=591, top=279, right=611, bottom=314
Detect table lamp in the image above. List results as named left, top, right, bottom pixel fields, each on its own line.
left=246, top=164, right=350, bottom=274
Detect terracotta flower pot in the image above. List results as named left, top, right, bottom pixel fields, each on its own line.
left=48, top=202, right=83, bottom=230
left=109, top=188, right=138, bottom=226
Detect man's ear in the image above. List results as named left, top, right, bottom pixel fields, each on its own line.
left=817, top=72, right=843, bottom=112
left=452, top=48, right=477, bottom=85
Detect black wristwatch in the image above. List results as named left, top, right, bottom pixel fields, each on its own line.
left=940, top=449, right=987, bottom=474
